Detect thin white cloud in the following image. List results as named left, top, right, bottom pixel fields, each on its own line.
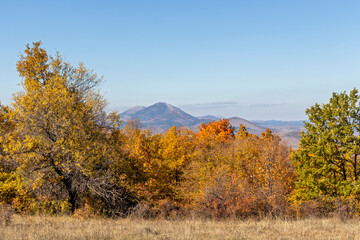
left=249, top=103, right=285, bottom=108
left=179, top=102, right=306, bottom=120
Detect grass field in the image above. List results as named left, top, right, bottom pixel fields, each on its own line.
left=1, top=215, right=360, bottom=240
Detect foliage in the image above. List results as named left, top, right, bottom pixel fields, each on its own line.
left=1, top=42, right=137, bottom=215
left=182, top=123, right=294, bottom=218
left=122, top=123, right=195, bottom=204
left=232, top=128, right=295, bottom=216
left=292, top=88, right=360, bottom=207
left=196, top=119, right=235, bottom=147
left=0, top=42, right=308, bottom=219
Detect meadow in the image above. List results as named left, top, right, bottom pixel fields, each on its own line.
left=1, top=215, right=360, bottom=240
left=3, top=44, right=360, bottom=240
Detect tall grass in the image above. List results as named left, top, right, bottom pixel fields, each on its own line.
left=1, top=215, right=360, bottom=240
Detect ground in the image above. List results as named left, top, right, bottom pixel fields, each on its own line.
left=1, top=215, right=360, bottom=240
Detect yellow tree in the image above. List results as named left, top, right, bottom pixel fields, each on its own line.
left=157, top=126, right=195, bottom=201
left=0, top=104, right=31, bottom=210
left=232, top=128, right=294, bottom=215
left=122, top=123, right=195, bottom=204
left=7, top=42, right=137, bottom=214
left=182, top=119, right=235, bottom=213
left=121, top=120, right=160, bottom=201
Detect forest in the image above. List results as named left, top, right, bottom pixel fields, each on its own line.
left=1, top=42, right=360, bottom=220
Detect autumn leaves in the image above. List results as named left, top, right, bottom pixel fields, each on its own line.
left=1, top=42, right=359, bottom=218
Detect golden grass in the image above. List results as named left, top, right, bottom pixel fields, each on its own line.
left=1, top=215, right=360, bottom=240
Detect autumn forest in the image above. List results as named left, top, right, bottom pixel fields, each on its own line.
left=1, top=42, right=360, bottom=220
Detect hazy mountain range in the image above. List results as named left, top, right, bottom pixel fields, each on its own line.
left=120, top=102, right=303, bottom=147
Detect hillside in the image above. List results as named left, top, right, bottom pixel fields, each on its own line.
left=120, top=106, right=146, bottom=120
left=120, top=102, right=200, bottom=131
left=228, top=117, right=265, bottom=135
left=120, top=102, right=301, bottom=147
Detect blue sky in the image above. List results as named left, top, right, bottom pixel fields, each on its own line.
left=1, top=1, right=360, bottom=120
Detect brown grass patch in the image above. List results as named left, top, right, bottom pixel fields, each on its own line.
left=1, top=215, right=360, bottom=240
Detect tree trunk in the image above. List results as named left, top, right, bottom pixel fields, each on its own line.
left=62, top=177, right=77, bottom=213
left=354, top=154, right=358, bottom=181
left=47, top=154, right=78, bottom=213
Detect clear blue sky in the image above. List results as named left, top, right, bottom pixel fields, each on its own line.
left=1, top=0, right=360, bottom=120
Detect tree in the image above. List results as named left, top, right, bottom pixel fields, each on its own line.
left=122, top=123, right=195, bottom=204
left=6, top=42, right=137, bottom=214
left=157, top=126, right=195, bottom=201
left=196, top=119, right=235, bottom=147
left=292, top=88, right=360, bottom=204
left=189, top=119, right=235, bottom=197
left=233, top=128, right=294, bottom=215
left=184, top=124, right=294, bottom=218
left=0, top=103, right=31, bottom=211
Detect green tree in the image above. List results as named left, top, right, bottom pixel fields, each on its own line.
left=293, top=88, right=360, bottom=203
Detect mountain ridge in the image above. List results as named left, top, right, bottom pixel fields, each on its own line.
left=121, top=102, right=200, bottom=131
left=120, top=102, right=302, bottom=147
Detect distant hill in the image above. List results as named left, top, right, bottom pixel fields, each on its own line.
left=119, top=102, right=302, bottom=147
left=120, top=106, right=146, bottom=120
left=252, top=120, right=304, bottom=128
left=228, top=117, right=265, bottom=135
left=196, top=115, right=220, bottom=121
left=120, top=102, right=200, bottom=131
left=251, top=120, right=304, bottom=148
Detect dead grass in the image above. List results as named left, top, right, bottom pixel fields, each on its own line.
left=1, top=215, right=360, bottom=240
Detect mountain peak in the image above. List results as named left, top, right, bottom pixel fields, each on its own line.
left=120, top=102, right=199, bottom=131
left=153, top=102, right=167, bottom=106
left=119, top=102, right=301, bottom=146
left=151, top=102, right=176, bottom=110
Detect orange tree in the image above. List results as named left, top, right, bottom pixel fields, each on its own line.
left=122, top=122, right=195, bottom=205
left=182, top=121, right=294, bottom=218
left=232, top=128, right=294, bottom=216
left=181, top=119, right=235, bottom=215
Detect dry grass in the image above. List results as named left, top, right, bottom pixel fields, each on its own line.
left=1, top=215, right=360, bottom=240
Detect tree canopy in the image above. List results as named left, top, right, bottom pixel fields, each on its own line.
left=3, top=42, right=137, bottom=214
left=1, top=42, right=331, bottom=219
left=293, top=88, right=360, bottom=203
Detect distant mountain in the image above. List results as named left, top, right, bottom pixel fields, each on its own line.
left=120, top=103, right=266, bottom=134
left=120, top=106, right=146, bottom=120
left=197, top=115, right=220, bottom=121
left=252, top=120, right=304, bottom=148
left=252, top=120, right=304, bottom=128
left=121, top=102, right=200, bottom=131
left=228, top=117, right=265, bottom=133
left=119, top=102, right=302, bottom=147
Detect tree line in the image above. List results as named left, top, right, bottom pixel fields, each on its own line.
left=1, top=42, right=359, bottom=219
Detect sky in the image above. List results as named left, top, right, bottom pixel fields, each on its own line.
left=1, top=1, right=360, bottom=120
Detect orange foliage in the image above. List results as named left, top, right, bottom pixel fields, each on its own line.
left=183, top=125, right=294, bottom=218
left=196, top=119, right=235, bottom=146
